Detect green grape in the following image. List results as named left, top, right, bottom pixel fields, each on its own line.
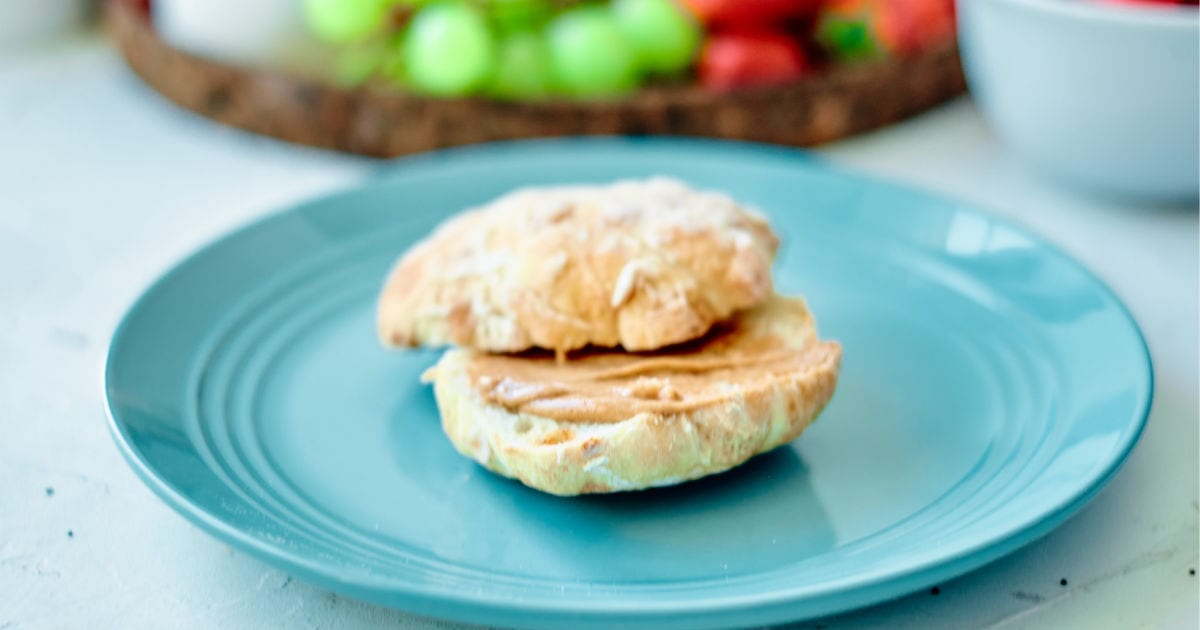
left=402, top=2, right=496, bottom=96
left=334, top=37, right=390, bottom=87
left=489, top=0, right=553, bottom=32
left=611, top=0, right=700, bottom=75
left=378, top=33, right=409, bottom=85
left=305, top=0, right=390, bottom=44
left=546, top=6, right=639, bottom=97
left=488, top=31, right=553, bottom=100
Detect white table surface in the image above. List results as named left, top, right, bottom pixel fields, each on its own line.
left=1, top=33, right=1197, bottom=630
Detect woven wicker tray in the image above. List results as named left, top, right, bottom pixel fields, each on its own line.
left=107, top=0, right=966, bottom=157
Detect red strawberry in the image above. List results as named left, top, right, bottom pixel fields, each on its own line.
left=682, top=0, right=824, bottom=26
left=699, top=31, right=810, bottom=89
left=816, top=0, right=955, bottom=61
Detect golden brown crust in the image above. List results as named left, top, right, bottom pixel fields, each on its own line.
left=378, top=178, right=779, bottom=353
left=424, top=295, right=841, bottom=496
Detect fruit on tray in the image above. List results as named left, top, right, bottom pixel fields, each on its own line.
left=401, top=2, right=496, bottom=95
left=699, top=31, right=808, bottom=89
left=815, top=0, right=955, bottom=61
left=490, top=29, right=554, bottom=98
left=546, top=5, right=641, bottom=96
left=681, top=0, right=823, bottom=26
left=305, top=0, right=395, bottom=44
left=302, top=0, right=957, bottom=99
left=614, top=0, right=701, bottom=75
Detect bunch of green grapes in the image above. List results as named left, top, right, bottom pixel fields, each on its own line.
left=304, top=0, right=701, bottom=99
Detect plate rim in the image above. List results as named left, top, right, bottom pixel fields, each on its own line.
left=102, top=137, right=1154, bottom=627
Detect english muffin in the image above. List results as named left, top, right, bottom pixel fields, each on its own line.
left=421, top=295, right=841, bottom=496
left=379, top=178, right=779, bottom=354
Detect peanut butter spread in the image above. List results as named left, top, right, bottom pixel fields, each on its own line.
left=464, top=309, right=832, bottom=423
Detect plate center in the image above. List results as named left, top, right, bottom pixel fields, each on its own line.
left=250, top=289, right=1002, bottom=583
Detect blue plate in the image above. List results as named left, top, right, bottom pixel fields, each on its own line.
left=104, top=138, right=1151, bottom=629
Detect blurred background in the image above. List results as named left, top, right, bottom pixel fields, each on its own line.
left=6, top=0, right=1196, bottom=197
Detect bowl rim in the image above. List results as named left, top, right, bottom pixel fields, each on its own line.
left=977, top=0, right=1200, bottom=28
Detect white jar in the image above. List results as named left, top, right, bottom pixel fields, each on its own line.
left=0, top=0, right=88, bottom=48
left=153, top=0, right=328, bottom=71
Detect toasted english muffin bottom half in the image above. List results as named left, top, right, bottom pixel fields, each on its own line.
left=422, top=295, right=842, bottom=496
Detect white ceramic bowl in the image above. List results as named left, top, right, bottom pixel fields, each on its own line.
left=958, top=0, right=1199, bottom=202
